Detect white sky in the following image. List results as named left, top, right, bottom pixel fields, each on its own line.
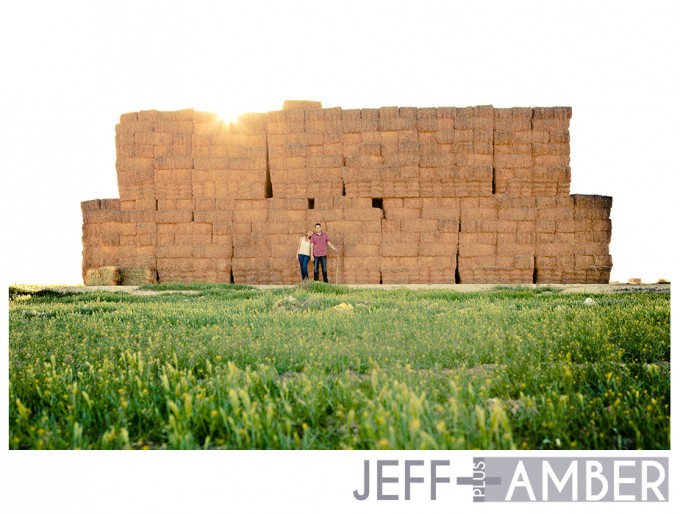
left=1, top=0, right=678, bottom=285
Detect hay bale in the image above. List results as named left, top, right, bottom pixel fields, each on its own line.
left=532, top=143, right=570, bottom=156
left=81, top=199, right=102, bottom=212
left=532, top=107, right=572, bottom=119
left=282, top=100, right=322, bottom=110
left=494, top=154, right=533, bottom=168
left=120, top=267, right=158, bottom=285
left=84, top=266, right=122, bottom=286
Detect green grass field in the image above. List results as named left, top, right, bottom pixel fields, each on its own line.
left=8, top=283, right=670, bottom=450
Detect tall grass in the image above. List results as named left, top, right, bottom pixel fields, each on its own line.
left=9, top=284, right=669, bottom=449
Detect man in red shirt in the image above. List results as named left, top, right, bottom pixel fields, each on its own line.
left=310, top=222, right=338, bottom=282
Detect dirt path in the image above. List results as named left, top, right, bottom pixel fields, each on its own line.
left=45, top=283, right=670, bottom=295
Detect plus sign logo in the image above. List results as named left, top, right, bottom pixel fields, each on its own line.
left=456, top=458, right=502, bottom=502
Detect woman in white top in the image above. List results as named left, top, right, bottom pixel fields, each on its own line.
left=296, top=231, right=314, bottom=280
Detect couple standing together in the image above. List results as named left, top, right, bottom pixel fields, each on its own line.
left=296, top=223, right=339, bottom=282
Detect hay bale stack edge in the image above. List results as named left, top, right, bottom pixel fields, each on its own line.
left=81, top=101, right=612, bottom=284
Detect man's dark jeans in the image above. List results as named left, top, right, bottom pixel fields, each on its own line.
left=313, top=255, right=328, bottom=282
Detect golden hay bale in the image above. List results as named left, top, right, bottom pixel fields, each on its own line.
left=282, top=100, right=322, bottom=110
left=84, top=267, right=122, bottom=286
left=120, top=267, right=158, bottom=285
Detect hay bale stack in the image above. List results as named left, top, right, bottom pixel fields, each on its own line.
left=379, top=197, right=458, bottom=283
left=81, top=198, right=146, bottom=278
left=457, top=197, right=498, bottom=283
left=571, top=194, right=613, bottom=283
left=83, top=105, right=612, bottom=285
left=193, top=113, right=268, bottom=201
left=532, top=196, right=574, bottom=283
left=380, top=197, right=423, bottom=283
left=493, top=107, right=571, bottom=197
left=343, top=106, right=494, bottom=199
left=115, top=113, right=157, bottom=201
left=325, top=198, right=382, bottom=283
left=269, top=108, right=344, bottom=198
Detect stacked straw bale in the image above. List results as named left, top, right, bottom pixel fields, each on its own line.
left=268, top=106, right=345, bottom=199
left=380, top=197, right=458, bottom=283
left=572, top=195, right=613, bottom=283
left=493, top=108, right=571, bottom=197
left=81, top=198, right=158, bottom=285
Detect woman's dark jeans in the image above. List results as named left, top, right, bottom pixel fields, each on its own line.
left=298, top=254, right=310, bottom=280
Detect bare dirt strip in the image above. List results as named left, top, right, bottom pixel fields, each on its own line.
left=44, top=283, right=669, bottom=296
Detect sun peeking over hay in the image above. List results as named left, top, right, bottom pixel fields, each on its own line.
left=217, top=108, right=243, bottom=125
left=82, top=102, right=613, bottom=286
